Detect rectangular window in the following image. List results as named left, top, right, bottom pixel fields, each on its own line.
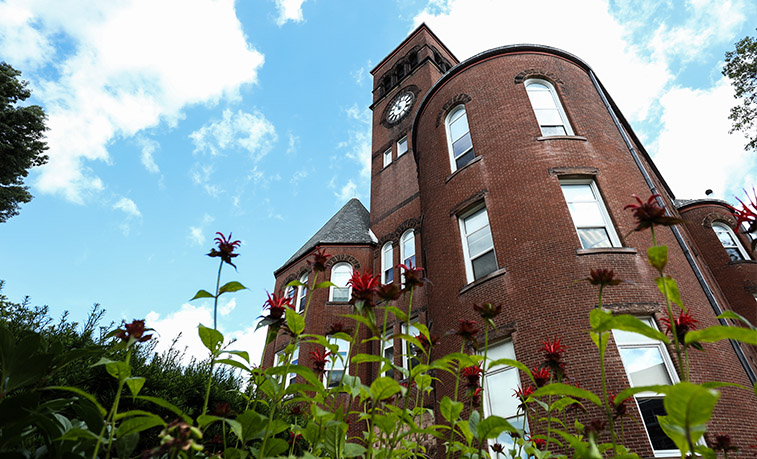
left=483, top=341, right=527, bottom=453
left=402, top=322, right=421, bottom=373
left=326, top=338, right=349, bottom=388
left=560, top=179, right=621, bottom=249
left=276, top=347, right=299, bottom=389
left=397, top=136, right=408, bottom=156
left=383, top=148, right=392, bottom=168
left=383, top=330, right=395, bottom=379
left=459, top=205, right=497, bottom=282
left=613, top=318, right=678, bottom=455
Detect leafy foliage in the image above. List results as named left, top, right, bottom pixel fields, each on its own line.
left=723, top=30, right=757, bottom=151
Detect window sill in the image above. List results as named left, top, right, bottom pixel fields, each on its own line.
left=326, top=301, right=351, bottom=306
left=445, top=155, right=482, bottom=183
left=459, top=268, right=507, bottom=295
left=729, top=259, right=757, bottom=265
left=576, top=247, right=637, bottom=256
left=536, top=135, right=587, bottom=141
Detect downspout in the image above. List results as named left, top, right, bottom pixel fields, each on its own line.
left=588, top=70, right=757, bottom=385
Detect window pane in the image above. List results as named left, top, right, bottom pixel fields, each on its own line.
left=385, top=268, right=393, bottom=283
left=467, top=225, right=494, bottom=258
left=464, top=208, right=489, bottom=233
left=398, top=137, right=408, bottom=155
left=488, top=341, right=516, bottom=362
left=472, top=250, right=497, bottom=280
left=332, top=263, right=351, bottom=287
left=561, top=184, right=594, bottom=202
left=404, top=254, right=416, bottom=267
left=618, top=347, right=672, bottom=386
left=327, top=370, right=344, bottom=388
left=486, top=368, right=521, bottom=418
left=332, top=287, right=350, bottom=302
left=568, top=202, right=605, bottom=227
left=540, top=125, right=567, bottom=136
left=455, top=149, right=475, bottom=169
left=725, top=247, right=744, bottom=261
left=384, top=345, right=395, bottom=378
left=527, top=88, right=555, bottom=109
left=534, top=108, right=563, bottom=126
left=449, top=112, right=470, bottom=141
left=638, top=398, right=677, bottom=450
left=577, top=228, right=612, bottom=249
left=452, top=132, right=473, bottom=158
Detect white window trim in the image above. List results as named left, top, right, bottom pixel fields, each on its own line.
left=397, top=136, right=408, bottom=156
left=402, top=322, right=421, bottom=373
left=400, top=229, right=415, bottom=266
left=445, top=105, right=474, bottom=172
left=458, top=204, right=497, bottom=284
left=482, top=341, right=527, bottom=453
left=329, top=262, right=352, bottom=302
left=381, top=242, right=394, bottom=284
left=525, top=78, right=574, bottom=136
left=325, top=337, right=349, bottom=388
left=276, top=347, right=299, bottom=389
left=296, top=273, right=308, bottom=313
left=560, top=178, right=622, bottom=248
left=383, top=147, right=392, bottom=168
left=712, top=222, right=751, bottom=261
left=383, top=329, right=395, bottom=378
left=613, top=318, right=680, bottom=457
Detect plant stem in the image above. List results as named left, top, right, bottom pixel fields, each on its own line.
left=213, top=259, right=223, bottom=330
left=103, top=348, right=131, bottom=459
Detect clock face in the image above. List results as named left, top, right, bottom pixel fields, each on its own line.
left=386, top=90, right=414, bottom=124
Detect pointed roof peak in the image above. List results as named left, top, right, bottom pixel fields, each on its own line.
left=275, top=199, right=372, bottom=275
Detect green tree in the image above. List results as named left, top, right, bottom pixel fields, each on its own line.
left=723, top=30, right=757, bottom=151
left=0, top=62, right=48, bottom=223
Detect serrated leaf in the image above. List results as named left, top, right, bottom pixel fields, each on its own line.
left=105, top=360, right=131, bottom=381
left=190, top=289, right=215, bottom=300
left=477, top=415, right=516, bottom=440
left=219, top=281, right=247, bottom=294
left=344, top=442, right=367, bottom=457
left=385, top=306, right=408, bottom=323
left=655, top=276, right=683, bottom=308
left=532, top=383, right=602, bottom=407
left=125, top=377, right=145, bottom=397
left=658, top=382, right=719, bottom=454
left=286, top=307, right=305, bottom=336
left=686, top=325, right=757, bottom=345
left=198, top=324, right=224, bottom=354
left=370, top=376, right=403, bottom=401
left=648, top=245, right=668, bottom=271
left=440, top=396, right=463, bottom=422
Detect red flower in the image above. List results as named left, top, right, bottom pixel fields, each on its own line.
left=610, top=393, right=629, bottom=419
left=326, top=321, right=352, bottom=336
left=659, top=310, right=698, bottom=344
left=398, top=261, right=426, bottom=291
left=309, top=246, right=331, bottom=272
left=513, top=385, right=535, bottom=411
left=207, top=232, right=241, bottom=269
left=264, top=291, right=294, bottom=320
left=347, top=269, right=379, bottom=306
left=526, top=436, right=547, bottom=450
left=211, top=402, right=236, bottom=418
left=377, top=282, right=402, bottom=302
left=310, top=348, right=331, bottom=373
left=416, top=333, right=440, bottom=355
left=531, top=366, right=550, bottom=387
left=732, top=188, right=757, bottom=235
left=456, top=319, right=479, bottom=345
left=584, top=268, right=623, bottom=287
left=115, top=319, right=152, bottom=344
left=491, top=443, right=505, bottom=454
left=470, top=386, right=483, bottom=407
left=707, top=433, right=738, bottom=452
left=541, top=336, right=567, bottom=362
left=473, top=302, right=502, bottom=320
left=624, top=194, right=683, bottom=232
left=461, top=365, right=482, bottom=388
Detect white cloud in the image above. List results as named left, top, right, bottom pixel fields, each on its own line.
left=113, top=196, right=141, bottom=218
left=7, top=0, right=264, bottom=203
left=290, top=169, right=308, bottom=184
left=337, top=104, right=372, bottom=181
left=190, top=109, right=277, bottom=160
left=219, top=297, right=236, bottom=316
left=188, top=214, right=215, bottom=246
left=136, top=137, right=160, bottom=174
left=335, top=180, right=357, bottom=202
left=650, top=77, right=756, bottom=200
left=274, top=0, right=307, bottom=26
left=145, top=302, right=267, bottom=365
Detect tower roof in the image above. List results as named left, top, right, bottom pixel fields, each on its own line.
left=275, top=198, right=373, bottom=275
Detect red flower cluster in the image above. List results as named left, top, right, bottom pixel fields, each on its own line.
left=211, top=402, right=236, bottom=418
left=732, top=188, right=757, bottom=235
left=377, top=282, right=401, bottom=302
left=347, top=269, right=380, bottom=307
left=491, top=443, right=505, bottom=454
left=624, top=194, right=683, bottom=232
left=207, top=232, right=241, bottom=269
left=416, top=333, right=440, bottom=355
left=527, top=436, right=547, bottom=450
left=310, top=349, right=331, bottom=373
left=456, top=319, right=479, bottom=345
left=513, top=385, right=535, bottom=411
left=610, top=393, right=629, bottom=419
left=531, top=366, right=550, bottom=387
left=707, top=433, right=738, bottom=452
left=584, top=268, right=623, bottom=287
left=309, top=246, right=331, bottom=272
left=461, top=365, right=482, bottom=389
left=470, top=386, right=483, bottom=407
left=326, top=321, right=352, bottom=336
left=398, top=261, right=426, bottom=291
left=541, top=336, right=567, bottom=379
left=115, top=319, right=152, bottom=344
left=660, top=310, right=699, bottom=345
left=263, top=291, right=295, bottom=320
left=473, top=302, right=502, bottom=320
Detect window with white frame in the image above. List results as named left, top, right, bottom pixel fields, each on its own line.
left=397, top=136, right=408, bottom=156
left=296, top=273, right=308, bottom=313
left=525, top=79, right=573, bottom=136
left=402, top=322, right=421, bottom=373
left=445, top=105, right=475, bottom=171
left=482, top=341, right=527, bottom=452
left=276, top=347, right=299, bottom=389
left=326, top=337, right=349, bottom=388
left=459, top=205, right=497, bottom=282
left=329, top=262, right=352, bottom=302
left=383, top=148, right=392, bottom=168
left=383, top=330, right=395, bottom=378
left=613, top=318, right=678, bottom=455
left=285, top=284, right=296, bottom=305
left=712, top=222, right=750, bottom=261
left=560, top=179, right=621, bottom=249
left=400, top=230, right=416, bottom=267
left=382, top=242, right=394, bottom=284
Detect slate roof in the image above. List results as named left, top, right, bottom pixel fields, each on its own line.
left=275, top=198, right=373, bottom=275
left=674, top=198, right=734, bottom=209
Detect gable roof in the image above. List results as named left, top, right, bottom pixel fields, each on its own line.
left=275, top=198, right=373, bottom=275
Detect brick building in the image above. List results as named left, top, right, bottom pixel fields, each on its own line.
left=265, top=24, right=757, bottom=456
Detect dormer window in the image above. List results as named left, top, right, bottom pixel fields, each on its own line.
left=525, top=79, right=573, bottom=136
left=713, top=222, right=750, bottom=261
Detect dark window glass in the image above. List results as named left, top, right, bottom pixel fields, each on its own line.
left=638, top=398, right=677, bottom=451
left=472, top=250, right=497, bottom=280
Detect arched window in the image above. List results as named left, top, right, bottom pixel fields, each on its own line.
left=525, top=79, right=573, bottom=136
left=329, top=262, right=352, bottom=302
left=382, top=242, right=394, bottom=284
left=296, top=273, right=308, bottom=313
left=445, top=105, right=475, bottom=171
left=713, top=222, right=750, bottom=261
left=400, top=230, right=415, bottom=267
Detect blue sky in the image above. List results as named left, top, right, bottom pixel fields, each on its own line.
left=1, top=0, right=755, bottom=361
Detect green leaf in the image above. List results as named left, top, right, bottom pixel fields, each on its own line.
left=385, top=306, right=408, bottom=323
left=287, top=279, right=305, bottom=288
left=125, top=377, right=145, bottom=397
left=216, top=358, right=251, bottom=373
left=477, top=415, right=516, bottom=440
left=225, top=350, right=250, bottom=363
left=236, top=409, right=267, bottom=442
left=315, top=281, right=336, bottom=289
left=647, top=245, right=668, bottom=271
left=370, top=376, right=403, bottom=401
left=716, top=310, right=755, bottom=329
left=134, top=395, right=192, bottom=424
left=614, top=385, right=671, bottom=403
left=191, top=289, right=215, bottom=300
left=351, top=353, right=385, bottom=364
left=658, top=382, right=719, bottom=454
left=286, top=307, right=305, bottom=336
left=551, top=397, right=582, bottom=412
left=93, top=358, right=131, bottom=381
left=440, top=396, right=463, bottom=422
left=686, top=325, right=757, bottom=345
left=43, top=386, right=106, bottom=416
left=590, top=331, right=609, bottom=353
left=468, top=410, right=480, bottom=439
left=532, top=383, right=602, bottom=407
left=219, top=281, right=247, bottom=295
left=262, top=437, right=289, bottom=457
left=117, top=414, right=165, bottom=438
left=344, top=443, right=367, bottom=457
left=488, top=358, right=533, bottom=383
left=197, top=414, right=242, bottom=439
left=655, top=276, right=683, bottom=308
left=609, top=315, right=668, bottom=342
left=198, top=324, right=224, bottom=354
